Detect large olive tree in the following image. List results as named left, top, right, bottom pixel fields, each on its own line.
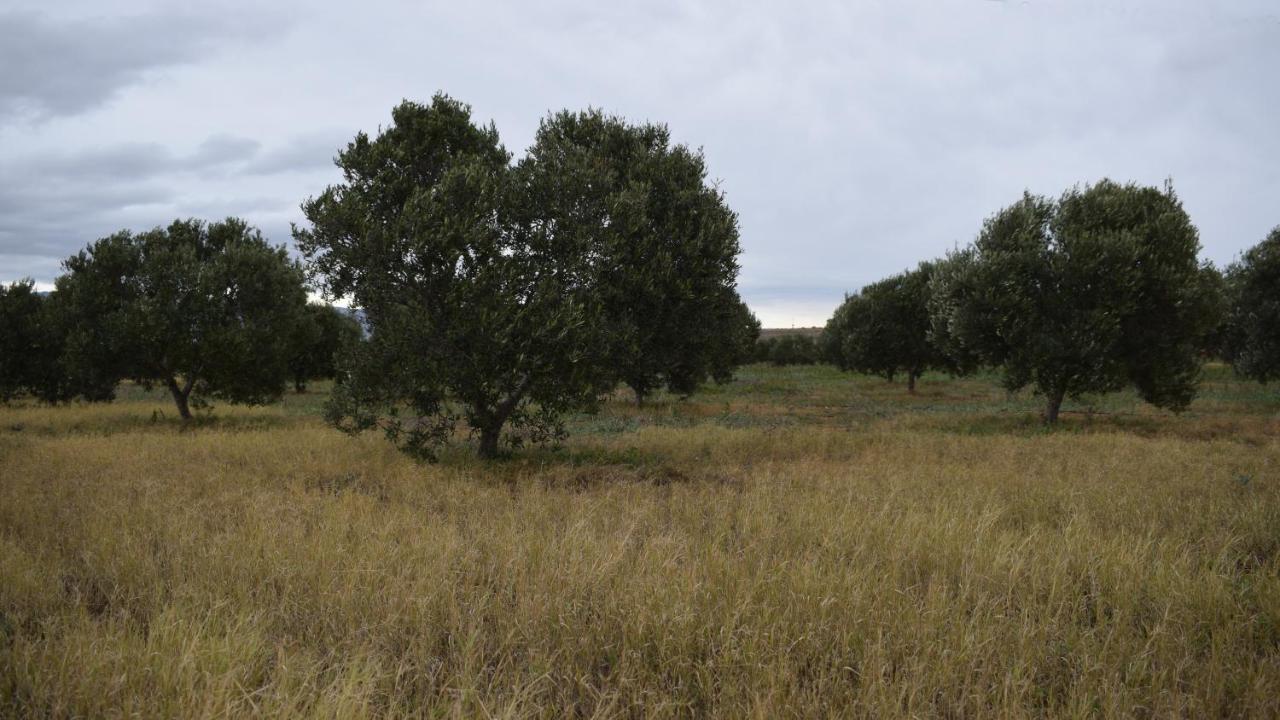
left=297, top=96, right=752, bottom=458
left=295, top=96, right=613, bottom=459
left=54, top=218, right=308, bottom=419
left=929, top=180, right=1221, bottom=423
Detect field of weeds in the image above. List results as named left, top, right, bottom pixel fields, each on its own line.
left=1, top=365, right=1278, bottom=717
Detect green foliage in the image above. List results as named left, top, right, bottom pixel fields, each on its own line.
left=823, top=262, right=946, bottom=391
left=708, top=299, right=762, bottom=383
left=295, top=95, right=613, bottom=460
left=287, top=304, right=363, bottom=392
left=53, top=218, right=307, bottom=418
left=523, top=109, right=748, bottom=403
left=0, top=280, right=65, bottom=402
left=1224, top=226, right=1280, bottom=382
left=929, top=180, right=1221, bottom=422
left=1196, top=264, right=1230, bottom=360
left=297, top=96, right=750, bottom=459
left=755, top=334, right=821, bottom=366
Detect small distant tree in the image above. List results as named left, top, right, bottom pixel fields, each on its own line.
left=55, top=218, right=308, bottom=419
left=823, top=262, right=945, bottom=392
left=748, top=337, right=769, bottom=364
left=763, top=334, right=820, bottom=366
left=1223, top=227, right=1280, bottom=382
left=929, top=180, right=1221, bottom=423
left=287, top=304, right=363, bottom=392
left=295, top=96, right=612, bottom=459
left=523, top=109, right=745, bottom=404
left=0, top=280, right=64, bottom=402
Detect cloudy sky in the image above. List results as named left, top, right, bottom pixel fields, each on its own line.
left=2, top=0, right=1277, bottom=326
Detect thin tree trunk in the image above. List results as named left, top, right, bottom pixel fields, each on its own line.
left=166, top=376, right=194, bottom=421
left=477, top=424, right=501, bottom=459
left=628, top=378, right=649, bottom=407
left=475, top=377, right=533, bottom=460
left=907, top=372, right=917, bottom=394
left=1044, top=386, right=1066, bottom=425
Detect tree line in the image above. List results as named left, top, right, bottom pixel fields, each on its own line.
left=4, top=96, right=1278, bottom=454
left=0, top=219, right=363, bottom=418
left=0, top=94, right=760, bottom=458
left=821, top=180, right=1280, bottom=422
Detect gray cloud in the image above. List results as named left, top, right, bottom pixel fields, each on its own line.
left=0, top=133, right=316, bottom=274
left=189, top=134, right=262, bottom=168
left=0, top=10, right=256, bottom=122
left=244, top=134, right=346, bottom=176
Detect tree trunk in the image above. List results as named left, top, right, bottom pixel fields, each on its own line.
left=477, top=424, right=501, bottom=459
left=294, top=376, right=306, bottom=394
left=629, top=381, right=648, bottom=407
left=474, top=377, right=533, bottom=460
left=907, top=372, right=917, bottom=394
left=1044, top=387, right=1066, bottom=425
left=166, top=377, right=194, bottom=421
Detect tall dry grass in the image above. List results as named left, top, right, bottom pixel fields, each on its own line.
left=1, top=377, right=1278, bottom=717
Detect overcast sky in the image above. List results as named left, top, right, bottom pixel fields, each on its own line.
left=2, top=0, right=1277, bottom=326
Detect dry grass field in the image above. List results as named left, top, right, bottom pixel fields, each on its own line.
left=2, top=365, right=1278, bottom=718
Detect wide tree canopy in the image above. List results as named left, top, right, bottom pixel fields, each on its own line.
left=929, top=180, right=1220, bottom=423
left=823, top=261, right=945, bottom=392
left=297, top=95, right=750, bottom=459
left=54, top=218, right=307, bottom=419
left=295, top=95, right=612, bottom=459
left=523, top=109, right=748, bottom=403
left=1224, top=226, right=1280, bottom=383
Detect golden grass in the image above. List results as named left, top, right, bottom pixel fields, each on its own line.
left=1, top=377, right=1279, bottom=718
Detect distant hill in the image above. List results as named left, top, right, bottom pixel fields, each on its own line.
left=759, top=327, right=822, bottom=339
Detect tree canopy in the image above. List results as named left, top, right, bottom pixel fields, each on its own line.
left=0, top=280, right=65, bottom=402
left=523, top=109, right=749, bottom=403
left=287, top=304, right=364, bottom=393
left=929, top=180, right=1220, bottom=422
left=1223, top=226, right=1280, bottom=383
left=295, top=96, right=612, bottom=459
left=296, top=96, right=751, bottom=458
left=54, top=218, right=308, bottom=419
left=754, top=334, right=820, bottom=366
left=823, top=262, right=945, bottom=392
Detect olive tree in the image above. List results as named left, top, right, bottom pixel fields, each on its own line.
left=54, top=218, right=308, bottom=419
left=756, top=334, right=820, bottom=366
left=295, top=96, right=612, bottom=459
left=1223, top=227, right=1280, bottom=382
left=523, top=109, right=746, bottom=404
left=929, top=180, right=1220, bottom=423
left=823, top=262, right=945, bottom=392
left=287, top=303, right=363, bottom=392
left=0, top=279, right=65, bottom=402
